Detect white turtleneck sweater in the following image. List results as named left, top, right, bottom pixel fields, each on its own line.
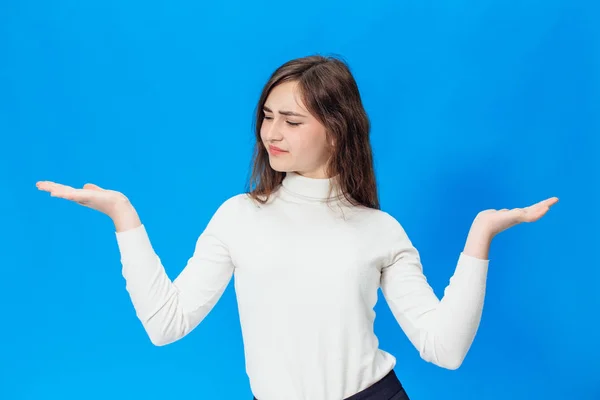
left=114, top=172, right=489, bottom=400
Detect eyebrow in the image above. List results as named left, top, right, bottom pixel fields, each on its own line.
left=263, top=106, right=307, bottom=118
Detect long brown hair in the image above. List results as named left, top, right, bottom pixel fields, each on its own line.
left=246, top=54, right=380, bottom=210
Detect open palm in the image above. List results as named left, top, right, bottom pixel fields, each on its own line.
left=475, top=197, right=559, bottom=237
left=36, top=181, right=128, bottom=217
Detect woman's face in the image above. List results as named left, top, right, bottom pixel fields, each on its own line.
left=260, top=81, right=333, bottom=179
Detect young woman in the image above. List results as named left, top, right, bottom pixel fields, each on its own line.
left=36, top=55, right=558, bottom=400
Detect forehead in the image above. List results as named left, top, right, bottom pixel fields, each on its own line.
left=264, top=81, right=307, bottom=111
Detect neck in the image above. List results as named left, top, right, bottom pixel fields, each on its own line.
left=280, top=171, right=345, bottom=203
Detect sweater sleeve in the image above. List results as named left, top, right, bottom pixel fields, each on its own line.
left=380, top=220, right=489, bottom=370
left=114, top=196, right=238, bottom=346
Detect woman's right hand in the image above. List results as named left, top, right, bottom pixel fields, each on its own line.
left=36, top=181, right=131, bottom=219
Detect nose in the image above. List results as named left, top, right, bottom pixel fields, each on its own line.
left=262, top=118, right=283, bottom=142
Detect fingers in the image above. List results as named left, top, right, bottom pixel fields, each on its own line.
left=49, top=188, right=94, bottom=205
left=36, top=181, right=80, bottom=202
left=520, top=197, right=558, bottom=215
left=530, top=197, right=558, bottom=209
left=37, top=181, right=100, bottom=193
left=520, top=199, right=556, bottom=222
left=544, top=197, right=559, bottom=207
left=36, top=181, right=74, bottom=193
left=83, top=183, right=103, bottom=191
left=63, top=190, right=90, bottom=204
left=50, top=188, right=78, bottom=199
left=499, top=197, right=558, bottom=214
left=529, top=197, right=558, bottom=214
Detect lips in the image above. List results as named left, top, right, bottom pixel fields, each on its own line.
left=269, top=145, right=288, bottom=154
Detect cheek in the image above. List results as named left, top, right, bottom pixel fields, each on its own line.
left=259, top=125, right=267, bottom=141
left=302, top=129, right=329, bottom=151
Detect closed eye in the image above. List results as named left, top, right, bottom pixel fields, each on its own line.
left=263, top=115, right=301, bottom=126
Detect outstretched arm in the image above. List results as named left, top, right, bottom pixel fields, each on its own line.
left=381, top=197, right=558, bottom=370
left=115, top=196, right=239, bottom=346
left=36, top=180, right=240, bottom=347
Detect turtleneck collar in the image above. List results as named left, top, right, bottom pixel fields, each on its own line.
left=280, top=171, right=345, bottom=203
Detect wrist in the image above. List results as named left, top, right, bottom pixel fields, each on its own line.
left=463, top=223, right=494, bottom=260
left=471, top=215, right=496, bottom=240
left=110, top=197, right=141, bottom=232
left=109, top=195, right=133, bottom=217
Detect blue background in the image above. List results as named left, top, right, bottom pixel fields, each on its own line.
left=1, top=0, right=598, bottom=399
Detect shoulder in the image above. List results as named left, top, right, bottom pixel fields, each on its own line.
left=202, top=193, right=253, bottom=237
left=218, top=192, right=250, bottom=208
left=359, top=207, right=406, bottom=232
left=362, top=208, right=414, bottom=248
left=212, top=193, right=252, bottom=216
left=211, top=192, right=265, bottom=219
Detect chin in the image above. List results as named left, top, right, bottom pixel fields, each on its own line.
left=268, top=162, right=294, bottom=173
left=270, top=166, right=293, bottom=173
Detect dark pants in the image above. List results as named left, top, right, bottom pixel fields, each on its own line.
left=253, top=369, right=410, bottom=400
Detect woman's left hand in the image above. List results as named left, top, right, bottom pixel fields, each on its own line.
left=473, top=197, right=560, bottom=238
